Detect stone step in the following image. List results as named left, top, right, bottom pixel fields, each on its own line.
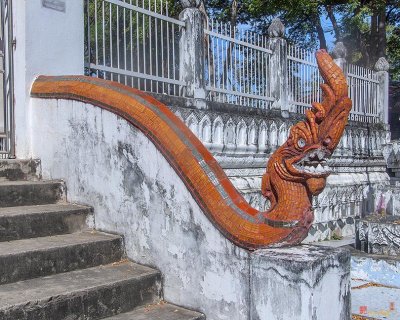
left=0, top=231, right=123, bottom=284
left=104, top=303, right=205, bottom=320
left=0, top=159, right=41, bottom=182
left=0, top=180, right=65, bottom=207
left=0, top=203, right=91, bottom=242
left=0, top=261, right=161, bottom=320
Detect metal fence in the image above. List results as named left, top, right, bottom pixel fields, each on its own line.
left=85, top=0, right=184, bottom=96
left=287, top=44, right=381, bottom=123
left=287, top=44, right=322, bottom=115
left=204, top=20, right=273, bottom=109
left=85, top=1, right=385, bottom=124
left=346, top=63, right=380, bottom=123
left=0, top=0, right=14, bottom=159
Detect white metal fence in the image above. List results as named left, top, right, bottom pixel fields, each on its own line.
left=85, top=0, right=184, bottom=96
left=287, top=44, right=322, bottom=115
left=287, top=44, right=381, bottom=123
left=204, top=20, right=273, bottom=109
left=0, top=0, right=14, bottom=158
left=85, top=1, right=386, bottom=123
left=346, top=63, right=380, bottom=123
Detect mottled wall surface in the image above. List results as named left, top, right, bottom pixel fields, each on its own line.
left=251, top=246, right=351, bottom=320
left=31, top=98, right=251, bottom=320
left=31, top=98, right=351, bottom=320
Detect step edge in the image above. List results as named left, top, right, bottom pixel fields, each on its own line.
left=0, top=232, right=123, bottom=256
left=0, top=270, right=161, bottom=311
left=0, top=262, right=161, bottom=309
left=104, top=302, right=206, bottom=320
left=0, top=204, right=92, bottom=217
left=0, top=179, right=64, bottom=186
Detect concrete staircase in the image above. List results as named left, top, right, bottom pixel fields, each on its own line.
left=0, top=159, right=204, bottom=320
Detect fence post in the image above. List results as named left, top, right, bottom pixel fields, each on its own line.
left=375, top=57, right=390, bottom=123
left=179, top=4, right=207, bottom=108
left=332, top=42, right=347, bottom=72
left=267, top=19, right=288, bottom=115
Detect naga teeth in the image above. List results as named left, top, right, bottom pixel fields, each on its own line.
left=294, top=161, right=330, bottom=174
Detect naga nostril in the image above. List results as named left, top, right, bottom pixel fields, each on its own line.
left=322, top=138, right=331, bottom=147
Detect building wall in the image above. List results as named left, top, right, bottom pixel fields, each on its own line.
left=12, top=0, right=84, bottom=158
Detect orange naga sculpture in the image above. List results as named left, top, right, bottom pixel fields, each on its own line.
left=261, top=49, right=352, bottom=244
left=31, top=50, right=351, bottom=250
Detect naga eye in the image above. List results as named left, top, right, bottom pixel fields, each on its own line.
left=297, top=138, right=306, bottom=148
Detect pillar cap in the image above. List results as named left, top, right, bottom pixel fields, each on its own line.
left=268, top=18, right=285, bottom=38
left=179, top=0, right=203, bottom=8
left=375, top=57, right=390, bottom=72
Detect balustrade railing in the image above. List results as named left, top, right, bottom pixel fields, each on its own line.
left=346, top=63, right=380, bottom=123
left=85, top=1, right=388, bottom=124
left=85, top=0, right=184, bottom=96
left=287, top=44, right=322, bottom=114
left=205, top=21, right=273, bottom=109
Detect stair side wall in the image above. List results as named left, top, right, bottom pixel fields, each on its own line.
left=30, top=97, right=351, bottom=320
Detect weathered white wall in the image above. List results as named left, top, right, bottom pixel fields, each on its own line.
left=31, top=98, right=251, bottom=320
left=251, top=246, right=351, bottom=320
left=13, top=0, right=84, bottom=158
left=31, top=97, right=351, bottom=320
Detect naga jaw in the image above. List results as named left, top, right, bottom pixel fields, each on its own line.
left=289, top=148, right=332, bottom=178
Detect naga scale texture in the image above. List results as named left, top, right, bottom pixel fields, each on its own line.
left=31, top=50, right=351, bottom=250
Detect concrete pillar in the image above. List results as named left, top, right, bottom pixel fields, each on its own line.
left=375, top=57, right=390, bottom=124
left=250, top=245, right=351, bottom=320
left=267, top=18, right=288, bottom=116
left=179, top=7, right=207, bottom=108
left=13, top=0, right=84, bottom=158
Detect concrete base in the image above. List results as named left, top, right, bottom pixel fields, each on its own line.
left=356, top=215, right=400, bottom=256
left=251, top=246, right=351, bottom=320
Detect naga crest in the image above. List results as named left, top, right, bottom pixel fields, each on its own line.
left=262, top=50, right=352, bottom=221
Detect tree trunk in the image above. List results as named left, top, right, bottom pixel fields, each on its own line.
left=369, top=2, right=387, bottom=66
left=325, top=5, right=341, bottom=41
left=377, top=5, right=387, bottom=58
left=315, top=16, right=327, bottom=49
left=370, top=10, right=379, bottom=66
left=222, top=0, right=238, bottom=87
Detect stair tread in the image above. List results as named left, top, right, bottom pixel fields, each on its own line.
left=0, top=230, right=121, bottom=255
left=105, top=303, right=204, bottom=320
left=0, top=179, right=62, bottom=186
left=0, top=203, right=90, bottom=217
left=0, top=261, right=159, bottom=309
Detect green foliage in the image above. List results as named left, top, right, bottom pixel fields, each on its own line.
left=387, top=25, right=400, bottom=79
left=202, top=0, right=400, bottom=79
left=331, top=232, right=343, bottom=241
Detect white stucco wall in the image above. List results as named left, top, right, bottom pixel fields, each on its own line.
left=13, top=0, right=84, bottom=158
left=31, top=97, right=351, bottom=320
left=31, top=98, right=251, bottom=320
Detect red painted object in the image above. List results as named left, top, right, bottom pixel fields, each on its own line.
left=359, top=306, right=368, bottom=315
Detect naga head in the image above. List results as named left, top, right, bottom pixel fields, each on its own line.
left=265, top=50, right=352, bottom=197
